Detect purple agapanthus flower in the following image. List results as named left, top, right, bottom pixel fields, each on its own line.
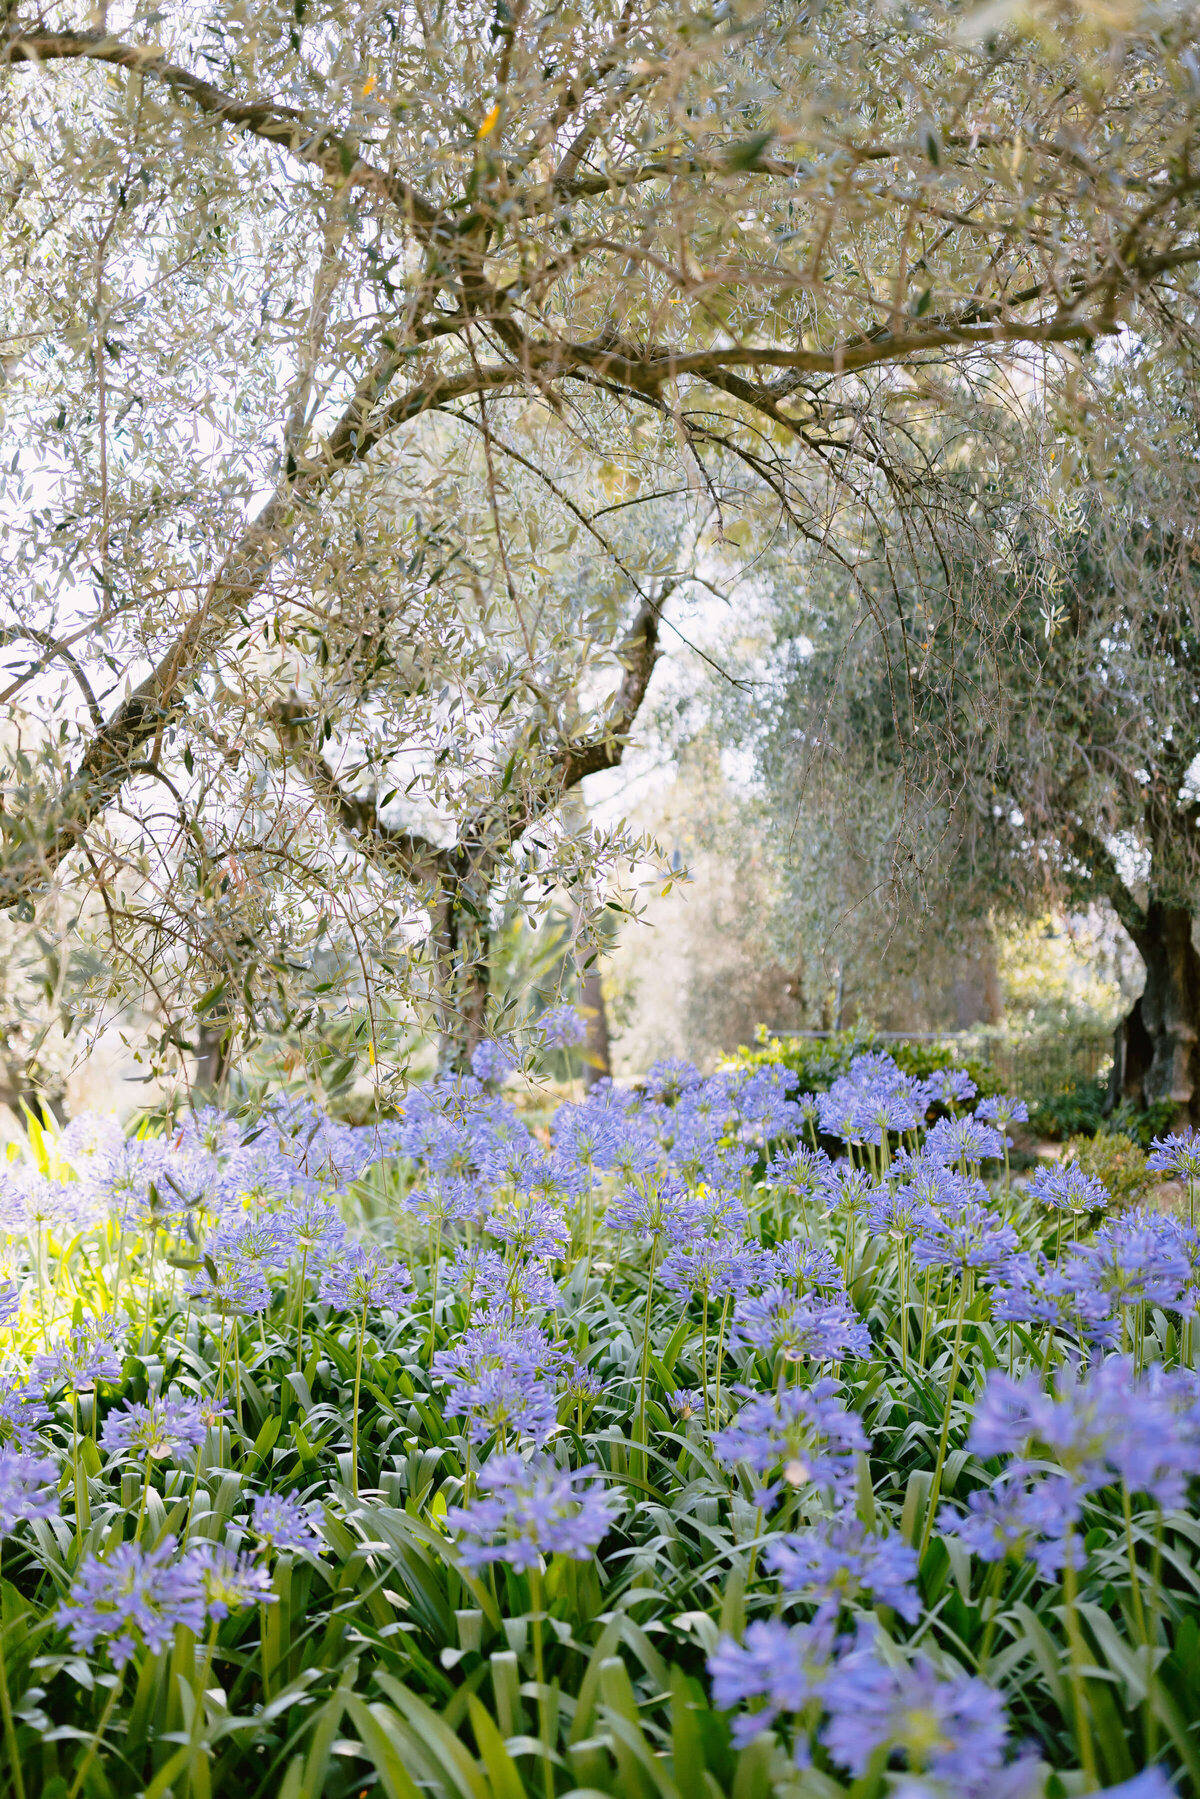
left=1078, top=1212, right=1190, bottom=1308
left=708, top=1617, right=835, bottom=1745
left=816, top=1165, right=880, bottom=1219
left=446, top=1453, right=614, bottom=1571
left=191, top=1543, right=277, bottom=1619
left=185, top=1255, right=271, bottom=1316
left=1081, top=1772, right=1175, bottom=1799
left=486, top=1195, right=569, bottom=1261
left=433, top=1321, right=560, bottom=1446
left=58, top=1537, right=207, bottom=1667
left=712, top=1382, right=869, bottom=1507
left=538, top=1005, right=588, bottom=1048
left=283, top=1195, right=347, bottom=1257
left=766, top=1515, right=920, bottom=1621
left=471, top=1038, right=519, bottom=1085
left=210, top=1212, right=295, bottom=1271
left=924, top=1068, right=978, bottom=1108
left=317, top=1244, right=413, bottom=1312
left=660, top=1235, right=765, bottom=1302
left=925, top=1115, right=1005, bottom=1168
left=969, top=1357, right=1200, bottom=1508
left=1148, top=1130, right=1200, bottom=1181
left=450, top=1244, right=559, bottom=1316
left=668, top=1388, right=703, bottom=1419
left=772, top=1239, right=844, bottom=1295
left=732, top=1288, right=871, bottom=1363
left=939, top=1476, right=1083, bottom=1577
left=989, top=1251, right=1119, bottom=1347
left=248, top=1491, right=325, bottom=1557
left=821, top=1646, right=1009, bottom=1790
left=32, top=1314, right=124, bottom=1393
left=912, top=1202, right=1019, bottom=1274
left=0, top=1448, right=59, bottom=1532
left=765, top=1146, right=832, bottom=1193
left=0, top=1375, right=51, bottom=1452
left=1027, top=1164, right=1109, bottom=1213
left=405, top=1175, right=480, bottom=1228
left=101, top=1394, right=208, bottom=1461
left=976, top=1095, right=1029, bottom=1129
left=606, top=1175, right=703, bottom=1244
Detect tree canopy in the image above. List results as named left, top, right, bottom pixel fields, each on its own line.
left=4, top=0, right=1200, bottom=1090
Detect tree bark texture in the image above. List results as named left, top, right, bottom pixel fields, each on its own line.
left=1110, top=899, right=1200, bottom=1126
left=580, top=962, right=612, bottom=1088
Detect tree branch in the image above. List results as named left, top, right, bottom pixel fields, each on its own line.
left=271, top=699, right=447, bottom=878
left=0, top=359, right=522, bottom=907
left=2, top=26, right=445, bottom=232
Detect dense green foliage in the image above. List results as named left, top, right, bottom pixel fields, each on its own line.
left=2, top=1058, right=1200, bottom=1799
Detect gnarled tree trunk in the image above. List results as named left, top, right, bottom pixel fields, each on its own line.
left=1110, top=898, right=1200, bottom=1127
left=580, top=962, right=612, bottom=1088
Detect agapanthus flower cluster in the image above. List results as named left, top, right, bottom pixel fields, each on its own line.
left=712, top=1381, right=869, bottom=1509
left=976, top=1094, right=1029, bottom=1130
left=185, top=1254, right=271, bottom=1316
left=969, top=1357, right=1200, bottom=1512
left=446, top=1452, right=614, bottom=1571
left=433, top=1321, right=561, bottom=1446
left=101, top=1393, right=209, bottom=1461
left=606, top=1174, right=703, bottom=1243
left=0, top=1374, right=51, bottom=1451
left=925, top=1114, right=1005, bottom=1169
left=0, top=1447, right=59, bottom=1532
left=732, top=1287, right=871, bottom=1364
left=538, top=1004, right=588, bottom=1048
left=766, top=1514, right=920, bottom=1620
left=821, top=1640, right=1010, bottom=1791
left=913, top=1202, right=1019, bottom=1274
left=317, top=1244, right=413, bottom=1312
left=660, top=1236, right=762, bottom=1302
left=1148, top=1129, right=1200, bottom=1182
left=1027, top=1163, right=1109, bottom=1214
left=32, top=1313, right=124, bottom=1392
left=248, top=1491, right=325, bottom=1557
left=451, top=1243, right=560, bottom=1316
left=0, top=1280, right=20, bottom=1328
left=818, top=1054, right=929, bottom=1145
left=58, top=1538, right=208, bottom=1666
left=708, top=1620, right=1017, bottom=1796
left=59, top=1535, right=276, bottom=1667
left=471, top=1038, right=519, bottom=1085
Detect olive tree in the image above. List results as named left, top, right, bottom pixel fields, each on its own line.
left=3, top=0, right=1200, bottom=1087
left=709, top=336, right=1200, bottom=1123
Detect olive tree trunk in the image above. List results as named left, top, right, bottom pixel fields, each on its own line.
left=1110, top=898, right=1200, bottom=1127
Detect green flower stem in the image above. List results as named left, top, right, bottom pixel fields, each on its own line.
left=134, top=1449, right=154, bottom=1542
left=71, top=1390, right=83, bottom=1546
left=919, top=1275, right=968, bottom=1560
left=426, top=1216, right=443, bottom=1365
left=352, top=1302, right=367, bottom=1499
left=294, top=1245, right=309, bottom=1374
left=232, top=1316, right=243, bottom=1432
left=529, top=1564, right=554, bottom=1799
left=636, top=1236, right=660, bottom=1476
left=0, top=1546, right=26, bottom=1799
left=701, top=1289, right=711, bottom=1432
left=1120, top=1481, right=1154, bottom=1761
left=713, top=1292, right=732, bottom=1425
left=1062, top=1532, right=1098, bottom=1784
left=67, top=1673, right=123, bottom=1799
left=977, top=1558, right=1006, bottom=1674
